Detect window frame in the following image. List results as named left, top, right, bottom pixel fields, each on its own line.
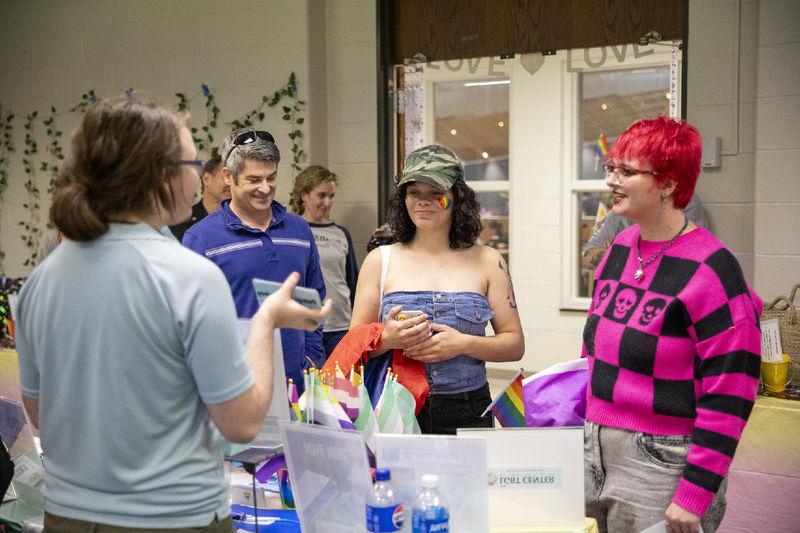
left=559, top=45, right=680, bottom=310
left=421, top=63, right=512, bottom=260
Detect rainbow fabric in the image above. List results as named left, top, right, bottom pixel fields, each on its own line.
left=596, top=133, right=609, bottom=157
left=438, top=195, right=451, bottom=209
left=485, top=370, right=526, bottom=428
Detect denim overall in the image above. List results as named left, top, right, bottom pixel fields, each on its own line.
left=381, top=290, right=495, bottom=434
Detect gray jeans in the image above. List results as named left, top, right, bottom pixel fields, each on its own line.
left=584, top=421, right=727, bottom=533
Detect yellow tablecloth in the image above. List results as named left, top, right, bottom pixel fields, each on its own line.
left=718, top=395, right=800, bottom=532
left=0, top=348, right=22, bottom=403
left=490, top=517, right=598, bottom=532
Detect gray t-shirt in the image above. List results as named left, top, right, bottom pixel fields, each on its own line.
left=16, top=223, right=253, bottom=527
left=309, top=222, right=358, bottom=332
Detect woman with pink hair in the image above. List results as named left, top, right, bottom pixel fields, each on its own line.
left=581, top=117, right=762, bottom=533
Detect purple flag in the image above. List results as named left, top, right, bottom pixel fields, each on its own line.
left=255, top=454, right=286, bottom=483
left=522, top=358, right=588, bottom=427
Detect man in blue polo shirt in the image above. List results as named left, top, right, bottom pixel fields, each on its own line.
left=184, top=129, right=325, bottom=392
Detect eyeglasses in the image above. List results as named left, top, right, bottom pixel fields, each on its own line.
left=179, top=160, right=204, bottom=175
left=603, top=162, right=659, bottom=183
left=224, top=130, right=275, bottom=164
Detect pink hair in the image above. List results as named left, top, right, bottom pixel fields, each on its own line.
left=608, top=116, right=702, bottom=209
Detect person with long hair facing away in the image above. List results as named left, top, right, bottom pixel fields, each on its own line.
left=582, top=117, right=762, bottom=533
left=350, top=144, right=524, bottom=435
left=14, top=97, right=329, bottom=531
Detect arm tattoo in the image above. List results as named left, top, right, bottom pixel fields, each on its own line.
left=588, top=248, right=606, bottom=269
left=498, top=260, right=518, bottom=309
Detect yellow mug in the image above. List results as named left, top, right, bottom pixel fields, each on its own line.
left=761, top=354, right=791, bottom=393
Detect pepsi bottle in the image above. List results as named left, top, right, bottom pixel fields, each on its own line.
left=366, top=467, right=404, bottom=532
left=412, top=474, right=449, bottom=533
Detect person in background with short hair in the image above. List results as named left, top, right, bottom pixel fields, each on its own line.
left=581, top=116, right=762, bottom=533
left=169, top=154, right=230, bottom=241
left=290, top=165, right=358, bottom=359
left=15, top=97, right=329, bottom=531
left=351, top=144, right=525, bottom=435
left=581, top=194, right=707, bottom=271
left=183, top=129, right=326, bottom=393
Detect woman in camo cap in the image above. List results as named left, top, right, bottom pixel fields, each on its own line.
left=351, top=144, right=525, bottom=434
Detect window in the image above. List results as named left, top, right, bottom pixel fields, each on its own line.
left=432, top=79, right=510, bottom=260
left=561, top=46, right=679, bottom=309
left=399, top=61, right=513, bottom=262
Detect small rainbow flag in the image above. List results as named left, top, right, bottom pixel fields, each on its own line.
left=482, top=369, right=526, bottom=428
left=593, top=201, right=608, bottom=233
left=287, top=379, right=301, bottom=421
left=438, top=195, right=451, bottom=209
left=596, top=133, right=609, bottom=157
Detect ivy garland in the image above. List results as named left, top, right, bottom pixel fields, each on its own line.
left=0, top=74, right=306, bottom=272
left=0, top=104, right=15, bottom=270
left=228, top=72, right=306, bottom=172
left=42, top=106, right=65, bottom=197
left=20, top=111, right=41, bottom=267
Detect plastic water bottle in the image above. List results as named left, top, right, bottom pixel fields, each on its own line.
left=366, top=467, right=404, bottom=532
left=412, top=474, right=449, bottom=533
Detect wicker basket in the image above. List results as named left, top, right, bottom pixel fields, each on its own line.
left=761, top=283, right=800, bottom=388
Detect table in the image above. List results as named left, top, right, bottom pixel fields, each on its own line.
left=4, top=346, right=793, bottom=532
left=718, top=395, right=800, bottom=532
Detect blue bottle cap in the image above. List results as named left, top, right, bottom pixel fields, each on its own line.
left=375, top=468, right=391, bottom=481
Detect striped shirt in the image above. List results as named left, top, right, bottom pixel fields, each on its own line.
left=183, top=200, right=326, bottom=393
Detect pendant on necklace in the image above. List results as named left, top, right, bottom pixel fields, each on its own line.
left=634, top=268, right=644, bottom=281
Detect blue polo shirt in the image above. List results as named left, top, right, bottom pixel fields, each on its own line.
left=183, top=200, right=326, bottom=392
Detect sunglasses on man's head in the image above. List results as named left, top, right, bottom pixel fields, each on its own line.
left=224, top=130, right=275, bottom=164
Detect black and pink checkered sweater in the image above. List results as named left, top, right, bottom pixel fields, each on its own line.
left=582, top=225, right=762, bottom=517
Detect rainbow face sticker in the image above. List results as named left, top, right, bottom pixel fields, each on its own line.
left=438, top=195, right=451, bottom=209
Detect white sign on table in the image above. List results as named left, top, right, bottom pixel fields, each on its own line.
left=760, top=319, right=784, bottom=363
left=280, top=422, right=371, bottom=533
left=235, top=319, right=290, bottom=448
left=0, top=397, right=44, bottom=506
left=458, top=427, right=585, bottom=530
left=376, top=433, right=488, bottom=533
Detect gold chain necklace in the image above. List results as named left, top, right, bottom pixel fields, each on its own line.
left=634, top=218, right=688, bottom=281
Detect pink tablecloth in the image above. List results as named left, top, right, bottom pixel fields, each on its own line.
left=718, top=396, right=800, bottom=532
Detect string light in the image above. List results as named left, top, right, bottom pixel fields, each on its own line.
left=601, top=103, right=608, bottom=110
left=498, top=121, right=504, bottom=128
left=481, top=152, right=489, bottom=159
left=450, top=129, right=457, bottom=135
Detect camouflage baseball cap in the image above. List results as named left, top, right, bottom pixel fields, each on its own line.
left=396, top=144, right=463, bottom=190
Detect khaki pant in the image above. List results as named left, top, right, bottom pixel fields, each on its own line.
left=43, top=512, right=233, bottom=533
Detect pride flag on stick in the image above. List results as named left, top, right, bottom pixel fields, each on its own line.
left=595, top=133, right=609, bottom=157
left=481, top=369, right=526, bottom=428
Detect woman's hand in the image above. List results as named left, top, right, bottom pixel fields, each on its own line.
left=377, top=305, right=432, bottom=352
left=665, top=503, right=701, bottom=533
left=403, top=323, right=464, bottom=363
